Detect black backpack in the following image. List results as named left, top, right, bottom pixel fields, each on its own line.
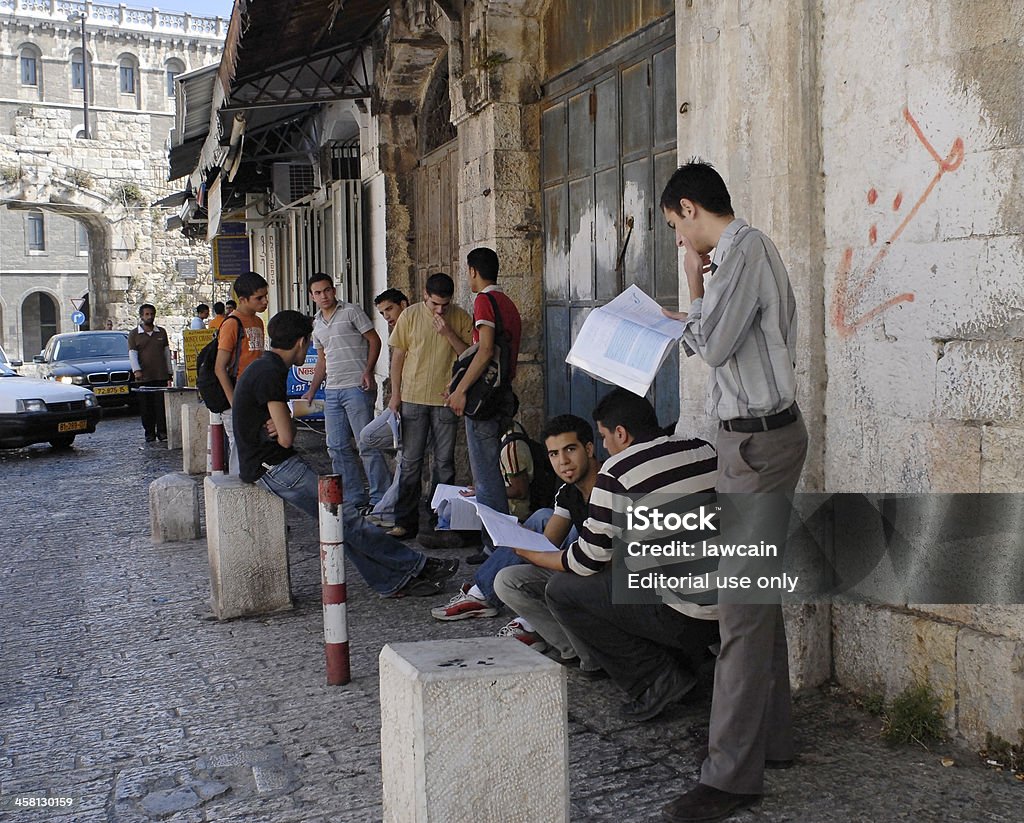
left=195, top=315, right=244, bottom=413
left=501, top=426, right=560, bottom=513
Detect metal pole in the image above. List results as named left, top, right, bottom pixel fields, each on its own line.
left=319, top=474, right=349, bottom=685
left=79, top=15, right=90, bottom=140
left=208, top=410, right=225, bottom=474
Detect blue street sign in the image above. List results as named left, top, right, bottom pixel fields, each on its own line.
left=71, top=311, right=86, bottom=326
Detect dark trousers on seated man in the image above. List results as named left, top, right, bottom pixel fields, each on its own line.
left=546, top=567, right=719, bottom=704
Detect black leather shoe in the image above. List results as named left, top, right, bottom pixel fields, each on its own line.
left=662, top=784, right=760, bottom=822
left=419, top=557, right=460, bottom=584
left=620, top=664, right=697, bottom=722
left=465, top=551, right=490, bottom=565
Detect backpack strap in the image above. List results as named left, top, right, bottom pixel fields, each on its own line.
left=224, top=315, right=246, bottom=381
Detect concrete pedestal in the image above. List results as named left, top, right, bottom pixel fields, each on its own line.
left=163, top=388, right=198, bottom=450
left=204, top=474, right=291, bottom=620
left=181, top=401, right=211, bottom=475
left=379, top=638, right=569, bottom=823
left=149, top=472, right=200, bottom=543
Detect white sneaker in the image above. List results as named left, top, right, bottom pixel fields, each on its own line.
left=430, top=583, right=499, bottom=621
left=497, top=619, right=549, bottom=653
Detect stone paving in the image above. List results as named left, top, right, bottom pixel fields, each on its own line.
left=1, top=414, right=1021, bottom=822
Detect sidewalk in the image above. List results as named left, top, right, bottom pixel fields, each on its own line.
left=1, top=415, right=1020, bottom=821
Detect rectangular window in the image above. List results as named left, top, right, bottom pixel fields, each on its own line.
left=20, top=55, right=37, bottom=86
left=72, top=59, right=84, bottom=90
left=76, top=221, right=89, bottom=256
left=166, top=70, right=178, bottom=97
left=120, top=65, right=135, bottom=94
left=27, top=213, right=45, bottom=252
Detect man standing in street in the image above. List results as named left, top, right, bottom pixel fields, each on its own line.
left=127, top=303, right=172, bottom=443
left=358, top=288, right=412, bottom=529
left=448, top=247, right=522, bottom=564
left=302, top=273, right=388, bottom=513
left=215, top=271, right=268, bottom=475
left=232, top=309, right=458, bottom=598
left=658, top=160, right=808, bottom=823
left=189, top=304, right=210, bottom=329
left=208, top=301, right=227, bottom=330
left=386, top=272, right=472, bottom=540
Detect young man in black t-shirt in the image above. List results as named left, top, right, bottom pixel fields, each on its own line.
left=232, top=310, right=458, bottom=598
left=431, top=416, right=601, bottom=655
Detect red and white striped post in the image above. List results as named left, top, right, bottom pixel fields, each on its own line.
left=208, top=411, right=225, bottom=474
left=319, top=474, right=350, bottom=685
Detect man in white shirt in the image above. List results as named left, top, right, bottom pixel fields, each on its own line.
left=302, top=273, right=387, bottom=513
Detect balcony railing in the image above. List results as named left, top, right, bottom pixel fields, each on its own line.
left=0, top=0, right=228, bottom=39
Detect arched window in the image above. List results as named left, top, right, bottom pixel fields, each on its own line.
left=71, top=47, right=87, bottom=90
left=119, top=56, right=137, bottom=95
left=20, top=45, right=40, bottom=87
left=165, top=58, right=185, bottom=98
left=421, top=57, right=456, bottom=155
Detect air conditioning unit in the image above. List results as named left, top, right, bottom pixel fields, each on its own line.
left=271, top=162, right=315, bottom=205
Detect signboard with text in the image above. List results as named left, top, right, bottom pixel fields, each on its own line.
left=287, top=343, right=324, bottom=420
left=212, top=232, right=250, bottom=281
left=182, top=328, right=215, bottom=387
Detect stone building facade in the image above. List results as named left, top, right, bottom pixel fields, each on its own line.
left=175, top=0, right=1023, bottom=749
left=0, top=0, right=224, bottom=359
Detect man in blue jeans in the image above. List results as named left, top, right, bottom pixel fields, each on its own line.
left=430, top=415, right=600, bottom=660
left=447, top=248, right=522, bottom=564
left=234, top=310, right=458, bottom=598
left=302, top=273, right=389, bottom=513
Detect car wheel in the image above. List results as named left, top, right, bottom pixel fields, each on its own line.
left=49, top=435, right=75, bottom=449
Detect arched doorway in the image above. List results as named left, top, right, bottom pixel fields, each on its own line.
left=413, top=56, right=459, bottom=292
left=22, top=291, right=58, bottom=359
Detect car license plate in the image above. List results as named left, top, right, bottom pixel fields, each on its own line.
left=93, top=385, right=128, bottom=396
left=58, top=420, right=88, bottom=433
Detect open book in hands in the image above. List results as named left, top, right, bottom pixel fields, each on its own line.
left=566, top=284, right=684, bottom=397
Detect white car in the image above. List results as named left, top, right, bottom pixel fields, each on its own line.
left=0, top=362, right=103, bottom=448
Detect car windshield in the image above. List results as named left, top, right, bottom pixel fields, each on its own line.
left=0, top=363, right=16, bottom=377
left=52, top=334, right=127, bottom=361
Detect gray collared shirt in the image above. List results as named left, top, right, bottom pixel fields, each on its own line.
left=681, top=218, right=798, bottom=421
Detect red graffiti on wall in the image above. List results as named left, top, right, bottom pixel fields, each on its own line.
left=831, top=109, right=965, bottom=338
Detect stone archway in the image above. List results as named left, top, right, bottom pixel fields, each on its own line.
left=20, top=289, right=58, bottom=360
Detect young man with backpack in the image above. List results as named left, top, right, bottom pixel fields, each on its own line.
left=500, top=420, right=560, bottom=523
left=216, top=271, right=268, bottom=475
left=447, top=248, right=522, bottom=564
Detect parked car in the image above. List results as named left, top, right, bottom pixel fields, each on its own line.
left=24, top=331, right=134, bottom=408
left=0, top=342, right=10, bottom=368
left=0, top=362, right=103, bottom=448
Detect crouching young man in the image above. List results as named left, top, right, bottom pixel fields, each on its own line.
left=512, top=389, right=720, bottom=721
left=232, top=310, right=458, bottom=598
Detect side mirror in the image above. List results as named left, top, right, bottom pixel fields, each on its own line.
left=10, top=359, right=22, bottom=367
left=33, top=355, right=45, bottom=363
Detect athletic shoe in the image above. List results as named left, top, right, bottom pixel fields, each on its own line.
left=366, top=514, right=396, bottom=528
left=386, top=577, right=442, bottom=599
left=430, top=584, right=499, bottom=621
left=419, top=557, right=460, bottom=584
left=497, top=619, right=549, bottom=653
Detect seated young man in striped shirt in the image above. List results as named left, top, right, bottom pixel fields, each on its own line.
left=511, top=388, right=720, bottom=722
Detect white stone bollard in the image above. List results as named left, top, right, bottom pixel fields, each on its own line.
left=379, top=638, right=569, bottom=823
left=149, top=472, right=201, bottom=543
left=204, top=474, right=291, bottom=620
left=163, top=388, right=197, bottom=450
left=181, top=401, right=210, bottom=475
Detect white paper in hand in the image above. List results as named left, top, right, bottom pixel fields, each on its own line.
left=476, top=504, right=560, bottom=552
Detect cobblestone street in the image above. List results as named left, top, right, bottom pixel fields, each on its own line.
left=1, top=415, right=1021, bottom=822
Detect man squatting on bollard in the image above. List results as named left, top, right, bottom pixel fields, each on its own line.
left=231, top=309, right=459, bottom=599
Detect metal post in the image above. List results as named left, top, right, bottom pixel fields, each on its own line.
left=319, top=474, right=349, bottom=685
left=208, top=411, right=225, bottom=474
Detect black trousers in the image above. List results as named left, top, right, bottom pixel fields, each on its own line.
left=546, top=567, right=719, bottom=699
left=137, top=380, right=167, bottom=439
